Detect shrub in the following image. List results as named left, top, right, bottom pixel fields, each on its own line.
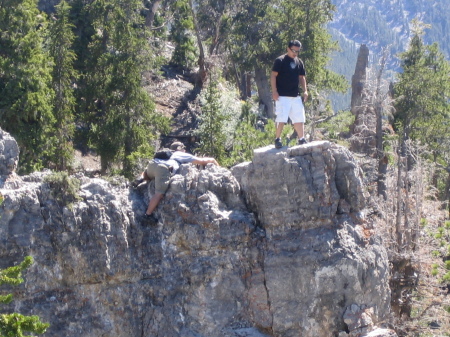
left=0, top=256, right=49, bottom=336
left=44, top=171, right=81, bottom=207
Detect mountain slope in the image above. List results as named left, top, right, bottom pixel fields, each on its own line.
left=330, top=0, right=449, bottom=62
left=327, top=0, right=449, bottom=111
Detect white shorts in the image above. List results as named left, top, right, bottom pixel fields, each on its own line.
left=275, top=96, right=305, bottom=124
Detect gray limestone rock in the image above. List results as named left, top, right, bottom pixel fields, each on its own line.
left=0, top=128, right=19, bottom=176
left=232, top=142, right=390, bottom=337
left=0, top=132, right=391, bottom=337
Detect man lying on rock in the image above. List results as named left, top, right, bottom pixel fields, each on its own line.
left=133, top=141, right=219, bottom=225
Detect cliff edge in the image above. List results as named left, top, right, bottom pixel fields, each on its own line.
left=0, top=128, right=394, bottom=337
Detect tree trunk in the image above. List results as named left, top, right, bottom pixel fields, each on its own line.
left=445, top=171, right=450, bottom=219
left=245, top=72, right=252, bottom=98
left=101, top=156, right=108, bottom=176
left=396, top=141, right=404, bottom=250
left=376, top=50, right=388, bottom=199
left=377, top=156, right=388, bottom=200
left=123, top=115, right=133, bottom=177
left=411, top=156, right=423, bottom=250
left=145, top=0, right=162, bottom=28
left=254, top=64, right=274, bottom=119
left=188, top=0, right=207, bottom=89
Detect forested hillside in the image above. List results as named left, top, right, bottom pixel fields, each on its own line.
left=2, top=0, right=348, bottom=176
left=1, top=1, right=450, bottom=335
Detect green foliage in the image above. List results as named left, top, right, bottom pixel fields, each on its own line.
left=431, top=250, right=440, bottom=257
left=77, top=0, right=170, bottom=177
left=0, top=0, right=56, bottom=173
left=126, top=142, right=155, bottom=178
left=442, top=272, right=450, bottom=283
left=169, top=0, right=197, bottom=69
left=0, top=257, right=49, bottom=336
left=435, top=227, right=445, bottom=239
left=394, top=26, right=450, bottom=187
left=420, top=218, right=428, bottom=227
left=226, top=100, right=291, bottom=167
left=445, top=260, right=450, bottom=270
left=196, top=72, right=229, bottom=164
left=226, top=0, right=346, bottom=97
left=44, top=171, right=81, bottom=207
left=445, top=221, right=450, bottom=229
left=431, top=263, right=439, bottom=277
left=317, top=110, right=354, bottom=141
left=227, top=119, right=277, bottom=167
left=48, top=0, right=78, bottom=171
left=0, top=257, right=32, bottom=289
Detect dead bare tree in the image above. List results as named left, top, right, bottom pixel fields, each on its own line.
left=375, top=48, right=391, bottom=200
left=303, top=84, right=333, bottom=141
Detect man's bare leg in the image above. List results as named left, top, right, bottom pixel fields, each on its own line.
left=276, top=122, right=285, bottom=139
left=293, top=122, right=304, bottom=139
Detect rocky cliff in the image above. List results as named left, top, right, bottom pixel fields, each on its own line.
left=0, top=128, right=395, bottom=337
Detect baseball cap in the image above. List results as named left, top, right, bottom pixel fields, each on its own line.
left=170, top=141, right=185, bottom=151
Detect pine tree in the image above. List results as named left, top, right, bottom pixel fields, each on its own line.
left=48, top=0, right=78, bottom=171
left=224, top=0, right=346, bottom=117
left=196, top=72, right=228, bottom=163
left=0, top=256, right=49, bottom=336
left=394, top=21, right=450, bottom=168
left=169, top=0, right=197, bottom=70
left=80, top=0, right=170, bottom=177
left=0, top=0, right=56, bottom=173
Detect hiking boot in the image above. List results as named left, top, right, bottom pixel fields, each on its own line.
left=274, top=138, right=283, bottom=149
left=141, top=213, right=158, bottom=226
left=297, top=137, right=308, bottom=145
left=132, top=177, right=145, bottom=188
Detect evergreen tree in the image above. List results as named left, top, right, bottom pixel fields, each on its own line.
left=0, top=256, right=49, bottom=336
left=394, top=20, right=450, bottom=211
left=228, top=104, right=287, bottom=166
left=196, top=72, right=228, bottom=163
left=394, top=21, right=450, bottom=167
left=169, top=0, right=197, bottom=69
left=0, top=0, right=56, bottom=173
left=48, top=0, right=78, bottom=171
left=225, top=0, right=346, bottom=117
left=80, top=0, right=170, bottom=177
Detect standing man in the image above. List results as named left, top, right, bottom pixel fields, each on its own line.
left=135, top=141, right=219, bottom=225
left=271, top=40, right=309, bottom=149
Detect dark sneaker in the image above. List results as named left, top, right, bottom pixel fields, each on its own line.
left=274, top=138, right=283, bottom=149
left=141, top=213, right=158, bottom=226
left=297, top=137, right=308, bottom=145
left=132, top=177, right=144, bottom=188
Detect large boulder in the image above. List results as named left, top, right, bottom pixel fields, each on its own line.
left=0, top=138, right=392, bottom=337
left=231, top=142, right=390, bottom=336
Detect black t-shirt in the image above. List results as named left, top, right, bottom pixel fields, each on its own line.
left=272, top=54, right=306, bottom=97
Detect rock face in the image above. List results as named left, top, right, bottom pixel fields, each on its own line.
left=231, top=142, right=391, bottom=336
left=349, top=45, right=377, bottom=156
left=0, top=130, right=392, bottom=337
left=0, top=128, right=19, bottom=176
left=350, top=44, right=369, bottom=117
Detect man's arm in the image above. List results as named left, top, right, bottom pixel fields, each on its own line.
left=192, top=157, right=219, bottom=166
left=271, top=71, right=279, bottom=101
left=299, top=75, right=308, bottom=102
